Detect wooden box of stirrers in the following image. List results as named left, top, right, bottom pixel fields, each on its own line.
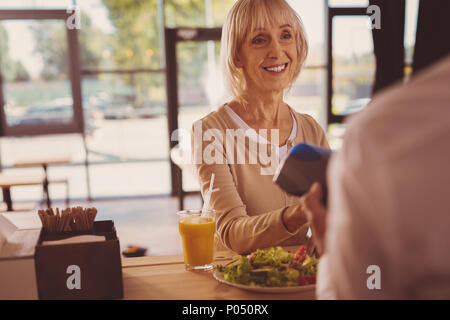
left=34, top=207, right=123, bottom=300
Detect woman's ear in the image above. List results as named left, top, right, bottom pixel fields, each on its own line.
left=234, top=54, right=244, bottom=68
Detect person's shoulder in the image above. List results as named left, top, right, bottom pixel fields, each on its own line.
left=194, top=104, right=232, bottom=130
left=289, top=108, right=320, bottom=126
left=296, top=112, right=321, bottom=127
left=290, top=108, right=326, bottom=134
left=289, top=108, right=329, bottom=147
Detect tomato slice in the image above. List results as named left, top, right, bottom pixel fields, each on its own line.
left=294, top=245, right=306, bottom=264
left=248, top=252, right=257, bottom=264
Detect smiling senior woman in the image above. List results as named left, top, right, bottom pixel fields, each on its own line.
left=192, top=0, right=329, bottom=254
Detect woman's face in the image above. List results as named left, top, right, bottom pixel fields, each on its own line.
left=237, top=21, right=298, bottom=96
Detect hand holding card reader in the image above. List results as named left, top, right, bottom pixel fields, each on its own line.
left=273, top=143, right=332, bottom=206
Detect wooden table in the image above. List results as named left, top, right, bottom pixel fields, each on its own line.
left=121, top=246, right=316, bottom=300
left=14, top=156, right=71, bottom=208
left=0, top=174, right=45, bottom=211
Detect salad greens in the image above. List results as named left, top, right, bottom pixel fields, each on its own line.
left=216, top=246, right=318, bottom=287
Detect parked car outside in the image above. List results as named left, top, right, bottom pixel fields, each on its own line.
left=11, top=97, right=104, bottom=135
left=89, top=94, right=135, bottom=120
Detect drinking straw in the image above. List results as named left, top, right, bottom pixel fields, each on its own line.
left=307, top=227, right=312, bottom=238
left=201, top=173, right=219, bottom=214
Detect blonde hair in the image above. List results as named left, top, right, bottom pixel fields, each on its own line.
left=220, top=0, right=308, bottom=108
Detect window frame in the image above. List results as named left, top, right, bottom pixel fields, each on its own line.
left=0, top=9, right=84, bottom=137
left=326, top=7, right=370, bottom=125
left=164, top=27, right=222, bottom=209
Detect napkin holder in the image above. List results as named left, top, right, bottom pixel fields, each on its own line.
left=0, top=212, right=41, bottom=299
left=34, top=220, right=123, bottom=300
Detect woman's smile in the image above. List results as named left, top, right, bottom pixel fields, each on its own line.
left=263, top=62, right=289, bottom=74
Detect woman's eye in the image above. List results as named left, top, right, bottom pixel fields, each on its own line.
left=282, top=32, right=292, bottom=40
left=252, top=37, right=265, bottom=44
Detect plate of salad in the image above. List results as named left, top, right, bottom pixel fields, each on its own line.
left=214, top=246, right=318, bottom=293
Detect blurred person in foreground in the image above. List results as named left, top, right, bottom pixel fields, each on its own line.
left=301, top=55, right=450, bottom=299
left=192, top=0, right=329, bottom=254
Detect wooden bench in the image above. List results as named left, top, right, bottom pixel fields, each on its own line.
left=0, top=173, right=46, bottom=211
left=44, top=178, right=70, bottom=207
left=13, top=157, right=71, bottom=208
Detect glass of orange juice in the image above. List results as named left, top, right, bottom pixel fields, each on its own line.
left=177, top=209, right=216, bottom=271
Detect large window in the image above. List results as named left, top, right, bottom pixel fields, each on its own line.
left=0, top=0, right=420, bottom=202
left=176, top=40, right=224, bottom=192
left=287, top=0, right=327, bottom=128
left=326, top=0, right=419, bottom=150
left=331, top=16, right=375, bottom=117
left=0, top=0, right=236, bottom=202
left=0, top=11, right=84, bottom=137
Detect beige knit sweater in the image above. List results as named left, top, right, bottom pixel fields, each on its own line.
left=192, top=104, right=329, bottom=254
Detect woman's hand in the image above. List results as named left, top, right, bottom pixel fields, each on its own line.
left=306, top=232, right=319, bottom=258
left=282, top=203, right=308, bottom=234
left=301, top=182, right=328, bottom=256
